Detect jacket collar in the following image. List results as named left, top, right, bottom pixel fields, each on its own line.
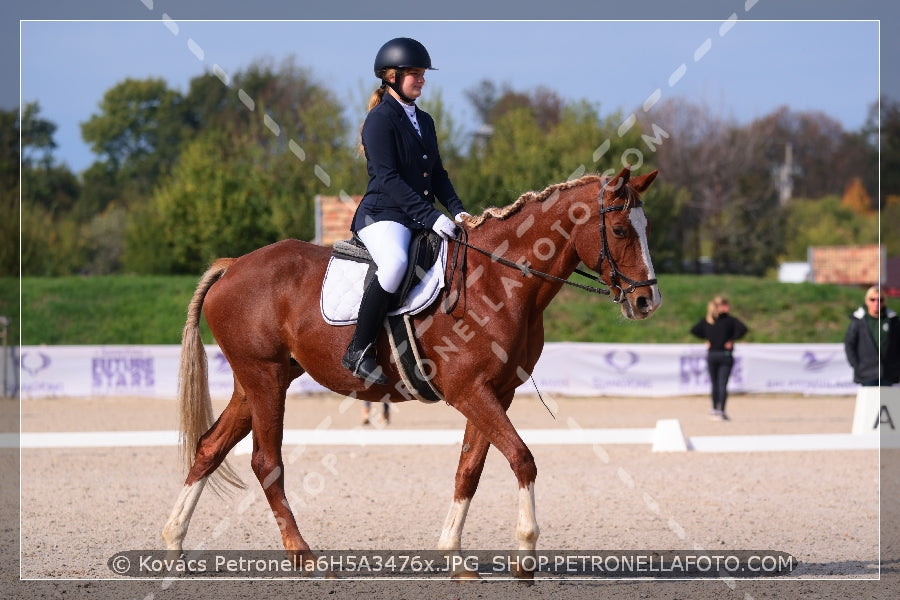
left=382, top=93, right=427, bottom=147
left=854, top=306, right=899, bottom=319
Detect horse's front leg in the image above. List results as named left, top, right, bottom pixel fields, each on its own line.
left=442, top=409, right=540, bottom=580
left=439, top=420, right=489, bottom=578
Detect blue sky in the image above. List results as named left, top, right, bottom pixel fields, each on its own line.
left=20, top=19, right=878, bottom=174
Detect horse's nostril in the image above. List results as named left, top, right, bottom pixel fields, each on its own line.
left=636, top=296, right=651, bottom=313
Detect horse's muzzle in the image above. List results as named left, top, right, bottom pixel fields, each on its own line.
left=620, top=287, right=661, bottom=320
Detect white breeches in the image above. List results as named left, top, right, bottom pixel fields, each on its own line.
left=356, top=221, right=412, bottom=294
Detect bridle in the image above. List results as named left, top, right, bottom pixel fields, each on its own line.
left=595, top=180, right=658, bottom=303
left=444, top=180, right=657, bottom=313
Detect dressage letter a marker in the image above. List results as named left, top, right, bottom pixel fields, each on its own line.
left=877, top=404, right=895, bottom=430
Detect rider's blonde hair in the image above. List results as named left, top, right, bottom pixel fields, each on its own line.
left=358, top=68, right=398, bottom=155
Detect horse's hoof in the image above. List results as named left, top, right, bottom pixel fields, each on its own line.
left=450, top=569, right=481, bottom=580
left=511, top=565, right=535, bottom=584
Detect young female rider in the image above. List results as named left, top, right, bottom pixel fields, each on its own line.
left=342, top=37, right=470, bottom=384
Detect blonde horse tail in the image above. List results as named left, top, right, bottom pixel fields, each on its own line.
left=178, top=258, right=245, bottom=492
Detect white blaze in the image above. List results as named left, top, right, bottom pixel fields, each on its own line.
left=628, top=207, right=662, bottom=307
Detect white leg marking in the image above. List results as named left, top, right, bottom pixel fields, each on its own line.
left=162, top=478, right=207, bottom=551
left=516, top=483, right=540, bottom=551
left=438, top=498, right=471, bottom=551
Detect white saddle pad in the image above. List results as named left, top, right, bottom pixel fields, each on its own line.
left=320, top=240, right=447, bottom=326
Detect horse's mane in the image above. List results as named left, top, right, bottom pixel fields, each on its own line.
left=467, top=174, right=606, bottom=229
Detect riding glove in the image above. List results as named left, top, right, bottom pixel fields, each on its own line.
left=432, top=214, right=458, bottom=239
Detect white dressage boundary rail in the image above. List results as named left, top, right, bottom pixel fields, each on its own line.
left=4, top=421, right=885, bottom=452
left=16, top=343, right=858, bottom=399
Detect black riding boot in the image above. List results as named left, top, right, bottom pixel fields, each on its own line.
left=342, top=277, right=392, bottom=385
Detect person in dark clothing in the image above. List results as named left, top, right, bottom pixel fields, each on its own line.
left=342, top=37, right=469, bottom=385
left=844, top=286, right=900, bottom=386
left=690, top=295, right=749, bottom=420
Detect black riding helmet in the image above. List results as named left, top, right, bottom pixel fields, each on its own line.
left=374, top=37, right=435, bottom=103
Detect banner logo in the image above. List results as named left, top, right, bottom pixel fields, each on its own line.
left=801, top=351, right=833, bottom=372
left=604, top=350, right=639, bottom=373
left=92, top=349, right=156, bottom=394
left=20, top=351, right=52, bottom=376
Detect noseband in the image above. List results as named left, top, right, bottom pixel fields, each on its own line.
left=444, top=181, right=657, bottom=311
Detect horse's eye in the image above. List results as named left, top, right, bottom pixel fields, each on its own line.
left=612, top=226, right=627, bottom=238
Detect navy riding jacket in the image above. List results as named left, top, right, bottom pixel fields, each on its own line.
left=352, top=93, right=465, bottom=233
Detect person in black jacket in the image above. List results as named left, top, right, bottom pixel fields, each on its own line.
left=690, top=295, right=749, bottom=420
left=844, top=286, right=900, bottom=386
left=342, top=37, right=469, bottom=385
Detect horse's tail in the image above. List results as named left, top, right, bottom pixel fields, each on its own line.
left=178, top=258, right=245, bottom=492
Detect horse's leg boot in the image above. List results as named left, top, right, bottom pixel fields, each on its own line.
left=342, top=277, right=391, bottom=385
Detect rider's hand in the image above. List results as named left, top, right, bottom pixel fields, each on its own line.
left=432, top=214, right=458, bottom=239
left=454, top=211, right=471, bottom=224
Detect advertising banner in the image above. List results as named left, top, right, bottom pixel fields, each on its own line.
left=17, top=343, right=857, bottom=399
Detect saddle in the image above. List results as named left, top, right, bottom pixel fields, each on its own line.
left=331, top=229, right=443, bottom=305
left=320, top=229, right=447, bottom=403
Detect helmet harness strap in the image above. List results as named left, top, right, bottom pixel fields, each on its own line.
left=382, top=68, right=416, bottom=104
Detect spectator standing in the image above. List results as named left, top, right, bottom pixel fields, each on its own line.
left=690, top=295, right=749, bottom=420
left=844, top=286, right=900, bottom=386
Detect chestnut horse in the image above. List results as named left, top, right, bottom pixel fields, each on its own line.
left=162, top=167, right=661, bottom=576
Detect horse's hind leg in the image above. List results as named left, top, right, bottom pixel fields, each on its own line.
left=162, top=389, right=252, bottom=552
left=239, top=364, right=318, bottom=567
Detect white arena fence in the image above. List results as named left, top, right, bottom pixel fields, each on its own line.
left=13, top=343, right=857, bottom=399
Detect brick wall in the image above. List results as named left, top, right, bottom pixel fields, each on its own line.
left=808, top=244, right=885, bottom=285
left=314, top=194, right=362, bottom=246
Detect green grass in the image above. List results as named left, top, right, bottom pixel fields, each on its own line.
left=543, top=274, right=861, bottom=344
left=5, top=274, right=864, bottom=346
left=12, top=275, right=213, bottom=345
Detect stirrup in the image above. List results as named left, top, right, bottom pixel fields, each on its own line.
left=342, top=343, right=387, bottom=385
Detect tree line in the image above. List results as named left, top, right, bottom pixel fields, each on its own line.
left=4, top=56, right=896, bottom=277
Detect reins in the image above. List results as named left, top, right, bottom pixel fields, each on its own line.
left=444, top=230, right=611, bottom=314
left=443, top=181, right=657, bottom=313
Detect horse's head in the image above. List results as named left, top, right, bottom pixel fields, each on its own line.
left=574, top=167, right=662, bottom=320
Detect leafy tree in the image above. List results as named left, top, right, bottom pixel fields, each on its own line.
left=641, top=99, right=744, bottom=272
left=0, top=109, right=17, bottom=192
left=0, top=191, right=17, bottom=277
left=21, top=201, right=86, bottom=275
left=456, top=90, right=649, bottom=215
left=642, top=182, right=690, bottom=273
left=17, top=103, right=85, bottom=275
left=713, top=166, right=787, bottom=276
left=126, top=129, right=279, bottom=274
left=0, top=108, right=19, bottom=275
left=884, top=197, right=900, bottom=257
left=80, top=77, right=189, bottom=198
left=419, top=91, right=466, bottom=169
left=880, top=96, right=900, bottom=204
left=750, top=106, right=871, bottom=201
left=841, top=177, right=873, bottom=214
left=20, top=102, right=57, bottom=168
left=782, top=195, right=878, bottom=261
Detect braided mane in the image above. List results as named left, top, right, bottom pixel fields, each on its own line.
left=466, top=174, right=604, bottom=228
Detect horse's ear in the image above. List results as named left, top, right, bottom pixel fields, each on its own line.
left=630, top=170, right=658, bottom=194
left=606, top=167, right=632, bottom=193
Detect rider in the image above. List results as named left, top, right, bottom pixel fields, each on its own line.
left=342, top=37, right=470, bottom=385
